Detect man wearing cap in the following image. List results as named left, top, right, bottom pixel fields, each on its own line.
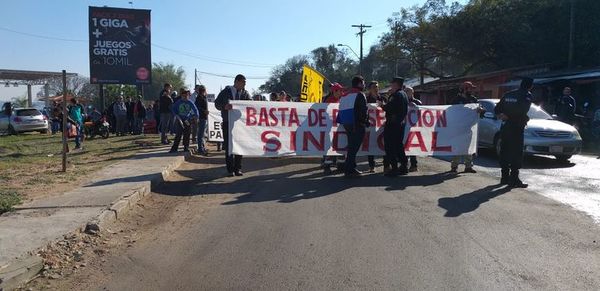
left=495, top=78, right=533, bottom=188
left=449, top=81, right=480, bottom=173
left=322, top=83, right=345, bottom=174
left=215, top=74, right=251, bottom=177
left=380, top=77, right=409, bottom=176
left=169, top=88, right=199, bottom=153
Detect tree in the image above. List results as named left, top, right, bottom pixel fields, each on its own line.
left=146, top=62, right=186, bottom=101
left=11, top=95, right=28, bottom=107
left=310, top=45, right=357, bottom=86
left=259, top=46, right=359, bottom=96
left=259, top=55, right=310, bottom=96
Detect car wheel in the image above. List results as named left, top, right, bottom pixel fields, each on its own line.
left=40, top=129, right=48, bottom=134
left=101, top=131, right=109, bottom=139
left=555, top=155, right=572, bottom=163
left=8, top=125, right=17, bottom=135
left=494, top=136, right=502, bottom=157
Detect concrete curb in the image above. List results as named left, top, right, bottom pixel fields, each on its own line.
left=0, top=150, right=194, bottom=290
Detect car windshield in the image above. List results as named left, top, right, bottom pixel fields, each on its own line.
left=527, top=105, right=552, bottom=120
left=489, top=101, right=552, bottom=120
left=16, top=109, right=42, bottom=116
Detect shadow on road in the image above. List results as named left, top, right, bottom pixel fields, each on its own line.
left=437, top=184, right=512, bottom=217
left=153, top=156, right=460, bottom=204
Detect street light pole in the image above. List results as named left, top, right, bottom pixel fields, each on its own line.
left=337, top=44, right=360, bottom=74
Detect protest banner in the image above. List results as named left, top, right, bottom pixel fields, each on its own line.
left=207, top=102, right=224, bottom=142
left=228, top=101, right=479, bottom=157
left=89, top=6, right=151, bottom=84
left=299, top=65, right=325, bottom=103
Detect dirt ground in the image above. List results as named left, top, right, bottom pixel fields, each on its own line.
left=19, top=154, right=227, bottom=290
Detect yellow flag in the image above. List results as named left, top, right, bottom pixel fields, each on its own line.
left=300, top=65, right=325, bottom=103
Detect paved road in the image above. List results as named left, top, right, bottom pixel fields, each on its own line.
left=61, top=155, right=600, bottom=290
left=472, top=150, right=600, bottom=222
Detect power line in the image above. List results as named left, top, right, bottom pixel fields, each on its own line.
left=194, top=69, right=269, bottom=80
left=0, top=26, right=276, bottom=68
left=151, top=44, right=275, bottom=67
left=0, top=26, right=85, bottom=42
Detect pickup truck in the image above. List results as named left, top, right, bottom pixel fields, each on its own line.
left=1, top=102, right=49, bottom=135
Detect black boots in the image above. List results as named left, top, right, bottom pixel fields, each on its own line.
left=508, top=169, right=528, bottom=188
left=500, top=168, right=510, bottom=185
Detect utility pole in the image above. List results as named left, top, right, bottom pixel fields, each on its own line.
left=568, top=0, right=575, bottom=68
left=352, top=24, right=371, bottom=76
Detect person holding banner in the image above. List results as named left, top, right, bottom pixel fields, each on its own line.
left=495, top=77, right=533, bottom=188
left=337, top=76, right=370, bottom=178
left=366, top=81, right=387, bottom=173
left=380, top=77, right=409, bottom=177
left=215, top=74, right=251, bottom=177
left=405, top=86, right=421, bottom=172
left=322, top=83, right=345, bottom=174
left=449, top=81, right=480, bottom=173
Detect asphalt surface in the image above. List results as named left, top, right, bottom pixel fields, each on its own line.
left=62, top=154, right=600, bottom=290
left=472, top=150, right=600, bottom=222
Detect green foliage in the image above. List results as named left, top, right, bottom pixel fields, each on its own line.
left=11, top=95, right=28, bottom=107
left=259, top=55, right=310, bottom=95
left=104, top=84, right=138, bottom=103
left=374, top=0, right=600, bottom=79
left=0, top=190, right=21, bottom=214
left=259, top=45, right=358, bottom=95
left=146, top=62, right=186, bottom=101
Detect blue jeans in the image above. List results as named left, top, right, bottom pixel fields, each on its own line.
left=74, top=121, right=83, bottom=148
left=51, top=120, right=60, bottom=134
left=343, top=125, right=366, bottom=174
left=197, top=119, right=207, bottom=152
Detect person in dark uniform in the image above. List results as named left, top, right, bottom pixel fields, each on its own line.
left=214, top=74, right=251, bottom=177
left=494, top=77, right=533, bottom=188
left=380, top=77, right=409, bottom=177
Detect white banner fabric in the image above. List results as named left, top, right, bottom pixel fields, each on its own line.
left=207, top=102, right=224, bottom=142
left=228, top=101, right=479, bottom=157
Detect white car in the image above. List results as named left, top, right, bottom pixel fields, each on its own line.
left=478, top=99, right=582, bottom=162
left=0, top=107, right=49, bottom=135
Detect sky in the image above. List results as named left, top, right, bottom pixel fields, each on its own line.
left=0, top=0, right=464, bottom=103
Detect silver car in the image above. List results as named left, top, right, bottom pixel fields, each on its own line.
left=477, top=99, right=582, bottom=162
left=0, top=108, right=49, bottom=135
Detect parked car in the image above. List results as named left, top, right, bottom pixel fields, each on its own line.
left=0, top=106, right=49, bottom=135
left=478, top=99, right=582, bottom=162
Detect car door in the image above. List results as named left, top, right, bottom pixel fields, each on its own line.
left=0, top=111, right=8, bottom=131
left=477, top=101, right=498, bottom=147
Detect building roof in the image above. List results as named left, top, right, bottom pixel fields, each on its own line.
left=0, top=69, right=77, bottom=85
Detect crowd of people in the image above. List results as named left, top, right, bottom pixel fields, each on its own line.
left=211, top=74, right=534, bottom=188
left=156, top=83, right=210, bottom=155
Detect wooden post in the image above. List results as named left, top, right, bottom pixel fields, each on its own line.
left=62, top=70, right=68, bottom=172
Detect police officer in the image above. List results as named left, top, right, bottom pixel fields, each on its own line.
left=494, top=77, right=533, bottom=188
left=380, top=77, right=409, bottom=177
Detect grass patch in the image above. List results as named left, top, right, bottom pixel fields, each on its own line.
left=0, top=190, right=22, bottom=214
left=0, top=132, right=163, bottom=202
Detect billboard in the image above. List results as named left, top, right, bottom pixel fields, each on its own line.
left=89, top=6, right=151, bottom=84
